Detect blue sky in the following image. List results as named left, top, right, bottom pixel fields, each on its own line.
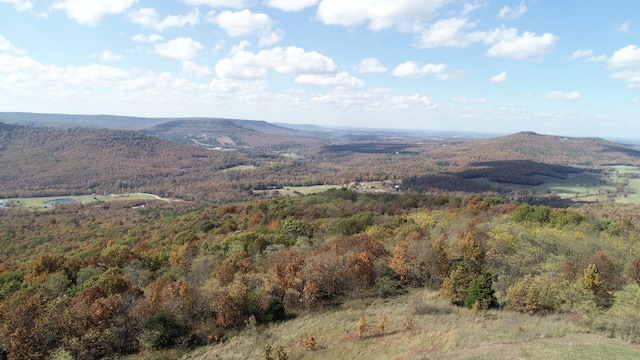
left=1, top=0, right=639, bottom=138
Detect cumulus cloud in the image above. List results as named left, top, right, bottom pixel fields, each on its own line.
left=490, top=71, right=507, bottom=83
left=498, top=2, right=527, bottom=20
left=295, top=71, right=364, bottom=87
left=154, top=37, right=203, bottom=60
left=215, top=45, right=337, bottom=80
left=132, top=34, right=164, bottom=43
left=416, top=19, right=557, bottom=60
left=354, top=57, right=387, bottom=73
left=570, top=49, right=607, bottom=62
left=52, top=0, right=138, bottom=26
left=486, top=29, right=557, bottom=60
left=182, top=0, right=248, bottom=8
left=607, top=45, right=640, bottom=86
left=0, top=0, right=32, bottom=11
left=416, top=17, right=485, bottom=48
left=609, top=45, right=640, bottom=69
left=570, top=49, right=593, bottom=60
left=98, top=50, right=123, bottom=61
left=127, top=8, right=200, bottom=31
left=214, top=10, right=283, bottom=46
left=266, top=0, right=320, bottom=12
left=541, top=91, right=581, bottom=101
left=452, top=96, right=487, bottom=104
left=181, top=60, right=212, bottom=78
left=391, top=61, right=448, bottom=79
left=316, top=0, right=447, bottom=31
left=0, top=35, right=25, bottom=55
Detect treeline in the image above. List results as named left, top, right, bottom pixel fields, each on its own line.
left=1, top=190, right=640, bottom=358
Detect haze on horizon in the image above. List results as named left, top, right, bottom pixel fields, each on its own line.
left=1, top=1, right=639, bottom=138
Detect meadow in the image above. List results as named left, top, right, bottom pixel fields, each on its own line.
left=1, top=193, right=171, bottom=210
left=186, top=289, right=640, bottom=360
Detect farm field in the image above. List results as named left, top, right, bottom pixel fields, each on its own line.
left=471, top=166, right=640, bottom=205
left=1, top=193, right=172, bottom=210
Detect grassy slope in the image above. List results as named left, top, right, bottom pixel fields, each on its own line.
left=185, top=289, right=640, bottom=360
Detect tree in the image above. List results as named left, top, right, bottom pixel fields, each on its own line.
left=464, top=270, right=498, bottom=310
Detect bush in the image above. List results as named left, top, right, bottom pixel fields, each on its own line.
left=335, top=212, right=373, bottom=235
left=464, top=270, right=498, bottom=310
left=506, top=275, right=563, bottom=314
left=142, top=311, right=189, bottom=350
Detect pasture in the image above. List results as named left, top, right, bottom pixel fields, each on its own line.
left=1, top=193, right=171, bottom=210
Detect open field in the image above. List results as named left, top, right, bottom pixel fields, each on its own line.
left=254, top=181, right=398, bottom=197
left=1, top=193, right=172, bottom=210
left=184, top=289, right=640, bottom=360
left=469, top=165, right=640, bottom=205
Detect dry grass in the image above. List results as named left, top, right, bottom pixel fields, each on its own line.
left=183, top=289, right=640, bottom=360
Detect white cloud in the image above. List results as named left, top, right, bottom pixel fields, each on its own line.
left=498, top=2, right=527, bottom=20
left=416, top=17, right=485, bottom=48
left=182, top=0, right=248, bottom=8
left=98, top=50, right=123, bottom=61
left=452, top=96, right=487, bottom=104
left=615, top=20, right=632, bottom=34
left=416, top=19, right=557, bottom=60
left=181, top=60, right=212, bottom=78
left=52, top=0, right=138, bottom=26
left=132, top=34, right=164, bottom=43
left=0, top=35, right=25, bottom=55
left=486, top=29, right=557, bottom=60
left=541, top=91, right=581, bottom=101
left=570, top=49, right=607, bottom=62
left=215, top=10, right=283, bottom=46
left=609, top=45, right=640, bottom=69
left=490, top=71, right=507, bottom=83
left=154, top=38, right=203, bottom=60
left=266, top=0, right=320, bottom=12
left=316, top=0, right=448, bottom=31
left=609, top=70, right=640, bottom=87
left=391, top=61, right=448, bottom=78
left=215, top=45, right=337, bottom=80
left=388, top=94, right=438, bottom=109
left=354, top=57, right=387, bottom=73
left=127, top=8, right=200, bottom=31
left=570, top=49, right=593, bottom=60
left=586, top=55, right=607, bottom=63
left=295, top=71, right=364, bottom=87
left=0, top=0, right=32, bottom=11
left=608, top=45, right=640, bottom=87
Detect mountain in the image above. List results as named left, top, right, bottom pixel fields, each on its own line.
left=139, top=118, right=331, bottom=150
left=426, top=131, right=640, bottom=167
left=0, top=112, right=335, bottom=151
left=0, top=123, right=251, bottom=199
left=0, top=112, right=165, bottom=130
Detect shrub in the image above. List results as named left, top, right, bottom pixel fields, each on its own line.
left=506, top=275, right=562, bottom=314
left=463, top=270, right=498, bottom=310
left=141, top=311, right=189, bottom=350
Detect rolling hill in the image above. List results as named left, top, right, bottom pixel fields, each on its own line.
left=0, top=123, right=252, bottom=199
left=3, top=113, right=640, bottom=204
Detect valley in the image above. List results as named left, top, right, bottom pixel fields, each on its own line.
left=2, top=113, right=640, bottom=359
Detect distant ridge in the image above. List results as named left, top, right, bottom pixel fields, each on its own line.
left=433, top=131, right=640, bottom=166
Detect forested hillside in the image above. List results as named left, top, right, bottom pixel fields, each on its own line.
left=1, top=191, right=640, bottom=358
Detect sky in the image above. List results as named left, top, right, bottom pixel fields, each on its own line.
left=1, top=1, right=640, bottom=138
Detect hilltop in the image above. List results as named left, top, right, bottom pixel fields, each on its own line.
left=139, top=118, right=330, bottom=150
left=0, top=123, right=251, bottom=200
